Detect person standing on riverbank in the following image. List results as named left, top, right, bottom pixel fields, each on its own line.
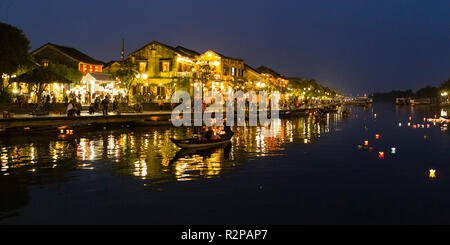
left=102, top=95, right=110, bottom=115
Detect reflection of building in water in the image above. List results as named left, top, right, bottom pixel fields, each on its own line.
left=0, top=115, right=338, bottom=181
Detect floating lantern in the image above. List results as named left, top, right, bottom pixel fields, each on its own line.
left=379, top=152, right=385, bottom=159
left=408, top=122, right=411, bottom=126
left=399, top=122, right=402, bottom=127
left=304, top=139, right=309, bottom=144
left=369, top=147, right=373, bottom=151
left=424, top=118, right=426, bottom=122
left=409, top=116, right=412, bottom=120
left=424, top=135, right=428, bottom=139
left=357, top=145, right=363, bottom=149
left=413, top=125, right=417, bottom=128
left=375, top=134, right=381, bottom=139
left=60, top=129, right=64, bottom=134
left=69, top=130, right=73, bottom=135
left=427, top=124, right=430, bottom=128
left=364, top=140, right=369, bottom=146
left=391, top=147, right=396, bottom=154
left=421, top=124, right=424, bottom=128
left=374, top=114, right=377, bottom=118
left=429, top=169, right=436, bottom=178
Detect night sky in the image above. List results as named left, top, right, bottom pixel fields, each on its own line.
left=1, top=0, right=449, bottom=95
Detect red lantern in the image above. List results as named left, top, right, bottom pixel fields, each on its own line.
left=364, top=141, right=369, bottom=146
left=379, top=152, right=385, bottom=159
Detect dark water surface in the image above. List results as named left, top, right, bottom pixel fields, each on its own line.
left=1, top=102, right=449, bottom=224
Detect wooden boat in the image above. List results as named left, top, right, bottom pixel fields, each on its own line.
left=170, top=132, right=234, bottom=150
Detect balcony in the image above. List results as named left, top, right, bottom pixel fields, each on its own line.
left=177, top=72, right=193, bottom=78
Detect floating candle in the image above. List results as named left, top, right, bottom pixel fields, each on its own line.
left=429, top=169, right=436, bottom=178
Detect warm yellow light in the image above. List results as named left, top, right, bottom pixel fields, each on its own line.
left=142, top=73, right=148, bottom=79
left=136, top=74, right=140, bottom=79
left=429, top=169, right=436, bottom=178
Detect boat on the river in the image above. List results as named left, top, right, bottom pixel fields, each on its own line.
left=170, top=131, right=234, bottom=150
left=410, top=98, right=431, bottom=105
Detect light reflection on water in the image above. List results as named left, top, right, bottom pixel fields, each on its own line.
left=0, top=114, right=340, bottom=184
left=1, top=104, right=449, bottom=224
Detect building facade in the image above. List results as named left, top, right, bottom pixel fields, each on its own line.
left=30, top=43, right=104, bottom=74
left=127, top=41, right=199, bottom=102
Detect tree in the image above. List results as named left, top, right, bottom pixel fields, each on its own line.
left=415, top=86, right=439, bottom=98
left=0, top=22, right=30, bottom=104
left=113, top=63, right=139, bottom=102
left=0, top=22, right=30, bottom=76
left=47, top=63, right=82, bottom=83
left=440, top=78, right=450, bottom=92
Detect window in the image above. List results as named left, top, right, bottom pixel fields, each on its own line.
left=223, top=65, right=229, bottom=75
left=43, top=62, right=49, bottom=67
left=231, top=67, right=236, bottom=76
left=139, top=62, right=147, bottom=72
left=160, top=60, right=171, bottom=72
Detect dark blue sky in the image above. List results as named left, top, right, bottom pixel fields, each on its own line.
left=1, top=0, right=449, bottom=95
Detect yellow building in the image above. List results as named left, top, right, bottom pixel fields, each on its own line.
left=127, top=41, right=199, bottom=102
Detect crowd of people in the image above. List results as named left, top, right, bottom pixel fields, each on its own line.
left=67, top=94, right=120, bottom=117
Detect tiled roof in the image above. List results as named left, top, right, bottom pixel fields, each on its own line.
left=32, top=43, right=104, bottom=65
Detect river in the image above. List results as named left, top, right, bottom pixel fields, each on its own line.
left=0, top=102, right=449, bottom=224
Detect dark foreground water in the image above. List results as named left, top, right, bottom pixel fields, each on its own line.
left=0, top=102, right=449, bottom=224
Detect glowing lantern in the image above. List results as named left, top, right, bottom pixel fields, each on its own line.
left=409, top=116, right=412, bottom=120
left=413, top=125, right=417, bottom=128
left=391, top=147, right=396, bottom=154
left=369, top=147, right=373, bottom=152
left=357, top=145, right=363, bottom=149
left=408, top=122, right=411, bottom=126
left=364, top=141, right=369, bottom=146
left=374, top=114, right=377, bottom=118
left=429, top=169, right=436, bottom=178
left=399, top=122, right=402, bottom=127
left=375, top=134, right=381, bottom=139
left=379, top=152, right=385, bottom=159
left=60, top=129, right=64, bottom=134
left=427, top=124, right=430, bottom=128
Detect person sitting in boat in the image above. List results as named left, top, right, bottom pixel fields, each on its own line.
left=203, top=127, right=213, bottom=141
left=224, top=124, right=232, bottom=135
